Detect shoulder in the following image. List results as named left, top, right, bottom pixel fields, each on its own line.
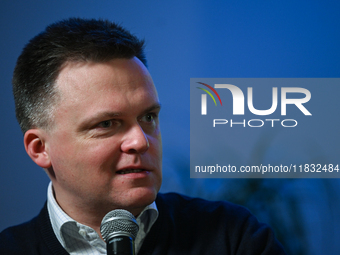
left=155, top=192, right=260, bottom=237
left=0, top=212, right=43, bottom=254
left=155, top=192, right=287, bottom=254
left=0, top=203, right=65, bottom=255
left=156, top=192, right=252, bottom=221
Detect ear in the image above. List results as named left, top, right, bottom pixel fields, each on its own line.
left=24, top=129, right=52, bottom=169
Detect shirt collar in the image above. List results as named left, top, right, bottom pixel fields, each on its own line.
left=47, top=182, right=158, bottom=254
left=47, top=181, right=74, bottom=249
left=135, top=201, right=158, bottom=253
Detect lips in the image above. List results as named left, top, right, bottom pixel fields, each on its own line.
left=116, top=168, right=145, bottom=174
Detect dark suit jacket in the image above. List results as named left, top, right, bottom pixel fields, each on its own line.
left=0, top=193, right=286, bottom=254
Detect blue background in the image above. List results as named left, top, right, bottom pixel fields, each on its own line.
left=1, top=1, right=339, bottom=254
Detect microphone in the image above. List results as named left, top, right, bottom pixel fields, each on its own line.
left=100, top=209, right=139, bottom=255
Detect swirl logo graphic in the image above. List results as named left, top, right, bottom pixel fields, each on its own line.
left=196, top=82, right=222, bottom=115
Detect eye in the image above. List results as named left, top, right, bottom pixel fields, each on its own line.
left=140, top=113, right=157, bottom=123
left=98, top=120, right=113, bottom=128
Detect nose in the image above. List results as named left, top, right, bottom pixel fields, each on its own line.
left=121, top=124, right=149, bottom=154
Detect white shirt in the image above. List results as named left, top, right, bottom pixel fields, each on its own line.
left=47, top=182, right=158, bottom=254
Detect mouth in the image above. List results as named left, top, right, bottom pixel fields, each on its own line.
left=116, top=169, right=146, bottom=175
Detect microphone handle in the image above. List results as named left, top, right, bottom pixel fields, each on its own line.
left=107, top=235, right=135, bottom=255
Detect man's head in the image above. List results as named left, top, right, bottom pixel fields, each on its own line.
left=13, top=17, right=147, bottom=133
left=13, top=18, right=162, bottom=221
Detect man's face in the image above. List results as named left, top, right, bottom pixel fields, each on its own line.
left=44, top=57, right=162, bottom=217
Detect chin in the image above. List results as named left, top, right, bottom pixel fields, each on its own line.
left=125, top=186, right=159, bottom=215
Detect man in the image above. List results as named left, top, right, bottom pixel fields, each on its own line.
left=0, top=18, right=286, bottom=254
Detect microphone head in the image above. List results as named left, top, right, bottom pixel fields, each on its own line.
left=100, top=209, right=139, bottom=242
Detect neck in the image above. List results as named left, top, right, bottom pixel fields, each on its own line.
left=50, top=184, right=145, bottom=238
left=50, top=186, right=108, bottom=237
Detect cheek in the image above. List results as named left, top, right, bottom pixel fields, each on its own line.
left=151, top=134, right=162, bottom=160
left=88, top=139, right=122, bottom=163
left=149, top=136, right=163, bottom=180
left=48, top=138, right=118, bottom=177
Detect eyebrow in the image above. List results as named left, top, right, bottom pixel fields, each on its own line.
left=138, top=102, right=162, bottom=117
left=77, top=102, right=162, bottom=131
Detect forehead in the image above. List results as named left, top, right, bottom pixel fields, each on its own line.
left=55, top=57, right=158, bottom=101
